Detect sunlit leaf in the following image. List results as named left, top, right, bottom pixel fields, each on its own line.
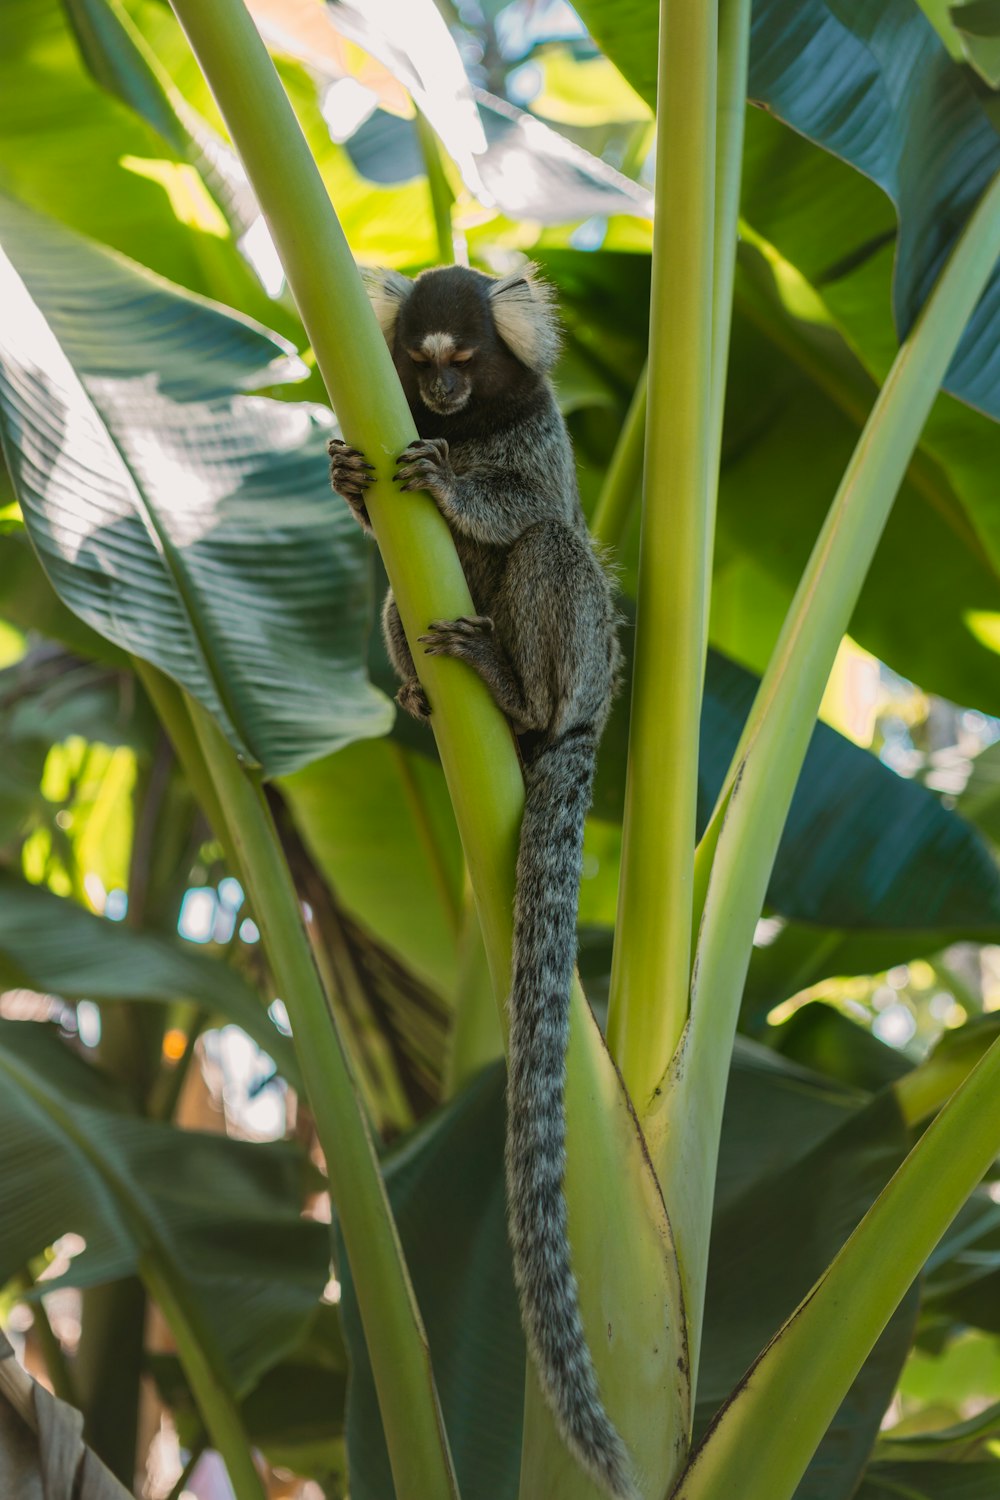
left=0, top=195, right=392, bottom=775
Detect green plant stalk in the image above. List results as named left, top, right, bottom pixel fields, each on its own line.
left=187, top=698, right=459, bottom=1500
left=672, top=1031, right=1000, bottom=1500
left=709, top=0, right=751, bottom=487
left=607, top=0, right=718, bottom=1105
left=443, top=874, right=503, bottom=1099
left=414, top=107, right=456, bottom=266
left=590, top=362, right=647, bottom=550
left=651, top=166, right=1000, bottom=1384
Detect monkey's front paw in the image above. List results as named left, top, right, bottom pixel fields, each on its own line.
left=396, top=680, right=431, bottom=720
left=394, top=438, right=451, bottom=495
left=418, top=616, right=494, bottom=658
left=328, top=438, right=375, bottom=500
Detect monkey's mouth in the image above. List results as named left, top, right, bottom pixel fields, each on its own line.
left=421, top=390, right=471, bottom=416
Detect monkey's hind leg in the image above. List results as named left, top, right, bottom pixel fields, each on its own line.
left=419, top=616, right=531, bottom=726
left=383, top=592, right=431, bottom=720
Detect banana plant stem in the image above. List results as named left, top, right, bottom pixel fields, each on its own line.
left=607, top=0, right=719, bottom=1107
left=590, top=363, right=647, bottom=550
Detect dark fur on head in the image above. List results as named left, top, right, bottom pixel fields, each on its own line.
left=363, top=264, right=560, bottom=439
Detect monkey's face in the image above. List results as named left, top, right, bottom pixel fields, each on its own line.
left=404, top=332, right=477, bottom=416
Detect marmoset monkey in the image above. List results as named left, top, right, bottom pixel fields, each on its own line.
left=329, top=264, right=629, bottom=1499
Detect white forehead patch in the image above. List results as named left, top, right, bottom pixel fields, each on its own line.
left=420, top=332, right=456, bottom=360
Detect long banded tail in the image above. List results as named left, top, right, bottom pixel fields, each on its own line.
left=505, top=726, right=636, bottom=1500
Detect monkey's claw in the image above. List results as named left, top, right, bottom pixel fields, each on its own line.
left=394, top=438, right=450, bottom=493
left=419, top=616, right=494, bottom=657
left=328, top=438, right=375, bottom=499
left=396, top=680, right=431, bottom=720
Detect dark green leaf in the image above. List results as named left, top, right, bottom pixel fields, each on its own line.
left=0, top=1020, right=327, bottom=1390
left=857, top=1460, right=1000, bottom=1498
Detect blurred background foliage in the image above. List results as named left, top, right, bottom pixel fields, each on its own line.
left=0, top=0, right=999, bottom=1497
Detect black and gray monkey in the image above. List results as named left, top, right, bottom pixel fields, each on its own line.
left=329, top=264, right=630, bottom=1500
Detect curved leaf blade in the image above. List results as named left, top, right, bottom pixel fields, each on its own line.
left=0, top=195, right=392, bottom=775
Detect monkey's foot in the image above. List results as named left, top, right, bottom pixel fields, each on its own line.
left=418, top=616, right=494, bottom=659
left=396, top=680, right=431, bottom=720
left=328, top=438, right=375, bottom=500
left=394, top=438, right=451, bottom=495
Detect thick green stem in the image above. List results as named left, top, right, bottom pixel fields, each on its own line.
left=709, top=0, right=752, bottom=484
left=590, top=363, right=647, bottom=550
left=187, top=700, right=458, bottom=1500
left=607, top=0, right=718, bottom=1105
left=651, top=167, right=1000, bottom=1386
left=414, top=107, right=456, bottom=266
left=673, top=1033, right=1000, bottom=1500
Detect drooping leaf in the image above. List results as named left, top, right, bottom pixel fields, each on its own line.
left=0, top=195, right=392, bottom=776
left=0, top=1019, right=328, bottom=1390
left=0, top=870, right=297, bottom=1081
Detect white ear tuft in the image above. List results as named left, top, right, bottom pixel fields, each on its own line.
left=487, top=264, right=560, bottom=371
left=361, top=267, right=413, bottom=346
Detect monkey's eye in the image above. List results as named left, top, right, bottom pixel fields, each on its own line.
left=451, top=350, right=475, bottom=365
left=408, top=351, right=430, bottom=365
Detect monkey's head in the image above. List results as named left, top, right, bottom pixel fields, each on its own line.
left=363, top=263, right=559, bottom=419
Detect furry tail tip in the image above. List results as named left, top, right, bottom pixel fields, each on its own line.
left=565, top=1406, right=639, bottom=1500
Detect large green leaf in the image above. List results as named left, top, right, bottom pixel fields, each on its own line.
left=0, top=1019, right=327, bottom=1391
left=0, top=870, right=297, bottom=1081
left=0, top=195, right=392, bottom=775
left=716, top=277, right=1000, bottom=712
left=574, top=0, right=1000, bottom=420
